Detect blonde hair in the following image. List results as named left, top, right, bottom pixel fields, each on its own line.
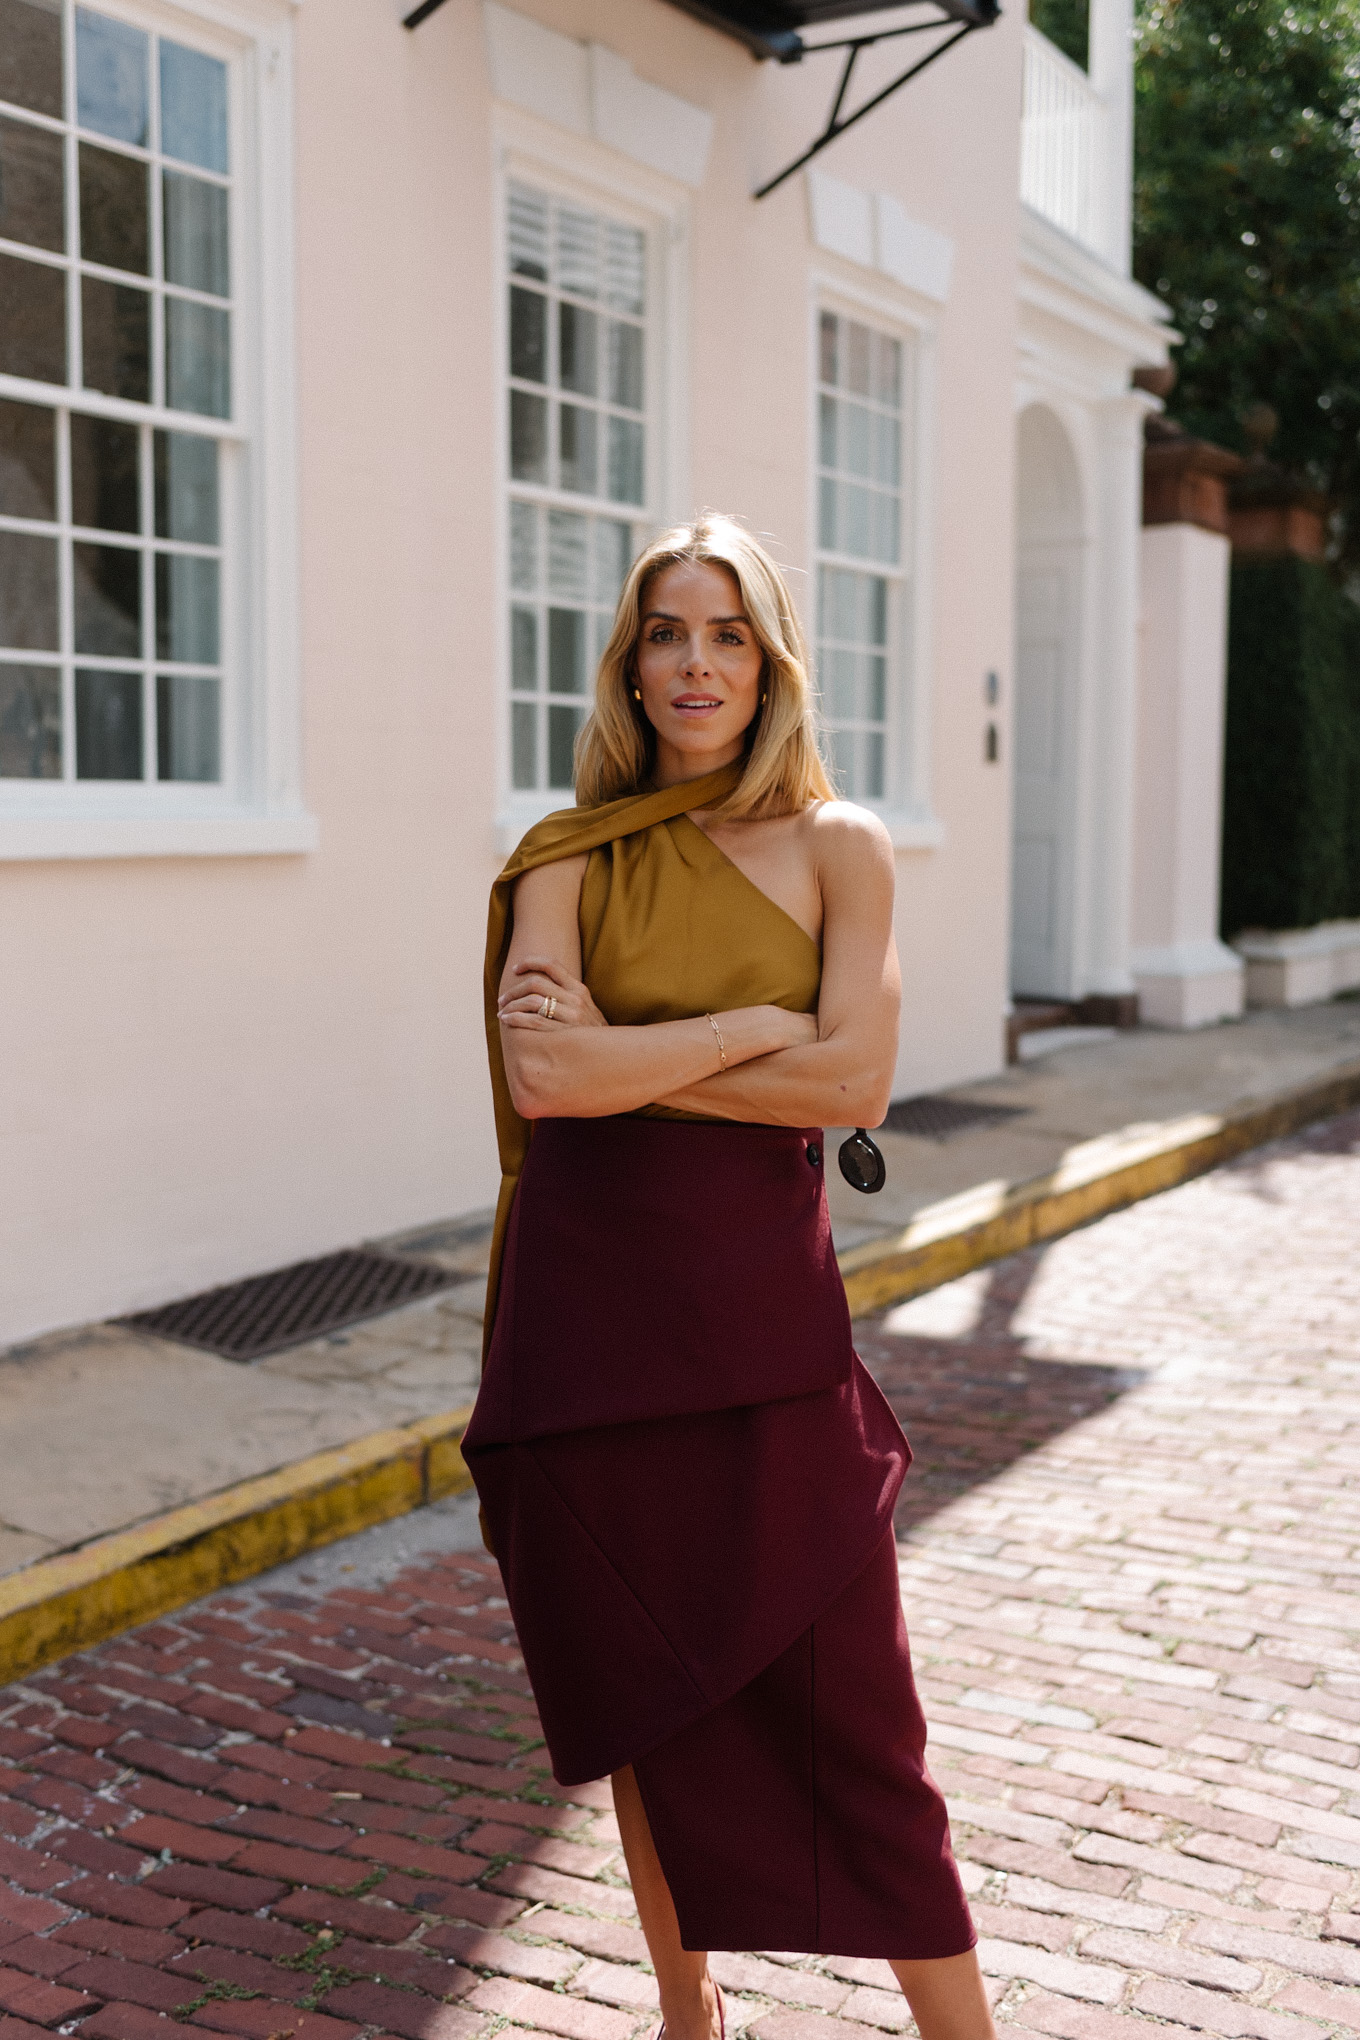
left=573, top=515, right=835, bottom=821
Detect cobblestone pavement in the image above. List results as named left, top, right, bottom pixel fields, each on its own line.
left=2, top=1109, right=1359, bottom=2040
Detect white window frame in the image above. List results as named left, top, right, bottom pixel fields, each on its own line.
left=809, top=272, right=942, bottom=850
left=492, top=107, right=690, bottom=852
left=0, top=0, right=310, bottom=862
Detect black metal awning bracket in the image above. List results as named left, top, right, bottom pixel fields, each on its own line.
left=401, top=0, right=999, bottom=200
left=752, top=10, right=988, bottom=200
left=824, top=43, right=861, bottom=133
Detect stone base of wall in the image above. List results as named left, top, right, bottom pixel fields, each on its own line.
left=1131, top=939, right=1246, bottom=1028
left=1232, top=920, right=1360, bottom=1008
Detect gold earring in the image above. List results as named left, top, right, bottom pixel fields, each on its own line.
left=760, top=691, right=767, bottom=704
left=633, top=687, right=642, bottom=701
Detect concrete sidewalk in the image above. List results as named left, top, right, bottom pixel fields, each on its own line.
left=824, top=997, right=1360, bottom=1246
left=3, top=999, right=1359, bottom=1588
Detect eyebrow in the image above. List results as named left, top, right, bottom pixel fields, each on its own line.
left=642, top=610, right=750, bottom=625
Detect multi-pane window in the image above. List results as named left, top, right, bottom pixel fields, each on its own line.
left=0, top=0, right=230, bottom=787
left=506, top=182, right=647, bottom=794
left=816, top=310, right=908, bottom=804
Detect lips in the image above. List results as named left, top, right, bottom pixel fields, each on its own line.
left=672, top=695, right=723, bottom=713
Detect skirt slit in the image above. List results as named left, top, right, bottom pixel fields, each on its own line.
left=633, top=1529, right=977, bottom=1959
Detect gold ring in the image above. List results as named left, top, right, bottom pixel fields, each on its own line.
left=539, top=996, right=551, bottom=1018
left=547, top=996, right=558, bottom=1021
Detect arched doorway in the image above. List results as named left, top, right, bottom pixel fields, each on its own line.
left=1011, top=404, right=1083, bottom=999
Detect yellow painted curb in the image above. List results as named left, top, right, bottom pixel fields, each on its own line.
left=0, top=1405, right=474, bottom=1687
left=839, top=1056, right=1360, bottom=1319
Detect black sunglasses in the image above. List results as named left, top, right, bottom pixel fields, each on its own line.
left=838, top=1128, right=886, bottom=1195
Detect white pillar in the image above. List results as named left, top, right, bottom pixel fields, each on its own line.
left=1075, top=391, right=1147, bottom=1001
left=1130, top=520, right=1245, bottom=1026
left=1089, top=0, right=1134, bottom=274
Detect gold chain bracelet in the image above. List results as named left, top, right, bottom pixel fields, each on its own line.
left=706, top=1012, right=727, bottom=1074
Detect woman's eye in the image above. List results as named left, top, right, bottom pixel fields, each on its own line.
left=647, top=628, right=677, bottom=643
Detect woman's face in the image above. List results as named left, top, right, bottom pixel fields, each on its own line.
left=634, top=559, right=764, bottom=783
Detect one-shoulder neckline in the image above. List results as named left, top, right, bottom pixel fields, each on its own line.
left=672, top=812, right=823, bottom=961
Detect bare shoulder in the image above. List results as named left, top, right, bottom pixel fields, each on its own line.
left=806, top=800, right=894, bottom=882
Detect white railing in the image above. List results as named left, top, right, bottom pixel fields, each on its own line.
left=1021, top=25, right=1107, bottom=259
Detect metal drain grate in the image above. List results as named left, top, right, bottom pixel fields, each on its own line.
left=882, top=1093, right=1030, bottom=1142
left=121, top=1249, right=457, bottom=1362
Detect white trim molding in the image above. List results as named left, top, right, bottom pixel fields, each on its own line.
left=1012, top=188, right=1173, bottom=1003
left=1020, top=204, right=1171, bottom=367
left=807, top=170, right=954, bottom=306
left=482, top=2, right=713, bottom=188
left=0, top=0, right=310, bottom=862
left=810, top=275, right=943, bottom=851
left=881, top=811, right=945, bottom=851
left=494, top=801, right=944, bottom=862
left=490, top=109, right=690, bottom=848
left=0, top=808, right=317, bottom=860
left=495, top=792, right=568, bottom=857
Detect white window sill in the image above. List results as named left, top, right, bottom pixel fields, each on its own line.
left=877, top=809, right=944, bottom=850
left=0, top=808, right=320, bottom=861
left=496, top=801, right=945, bottom=858
left=496, top=796, right=577, bottom=857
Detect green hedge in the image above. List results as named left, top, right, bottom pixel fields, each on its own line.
left=1221, top=555, right=1360, bottom=935
left=1345, top=595, right=1360, bottom=921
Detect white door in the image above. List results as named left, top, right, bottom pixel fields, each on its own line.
left=1011, top=407, right=1082, bottom=999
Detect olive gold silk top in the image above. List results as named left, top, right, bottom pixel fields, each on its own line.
left=482, top=763, right=822, bottom=1343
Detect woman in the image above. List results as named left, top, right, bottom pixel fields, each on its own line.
left=462, top=518, right=994, bottom=2040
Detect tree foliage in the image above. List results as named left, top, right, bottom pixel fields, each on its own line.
left=1221, top=556, right=1360, bottom=931
left=1133, top=0, right=1360, bottom=564
left=1030, top=0, right=1089, bottom=71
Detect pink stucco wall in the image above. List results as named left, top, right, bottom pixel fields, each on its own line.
left=0, top=0, right=1022, bottom=1343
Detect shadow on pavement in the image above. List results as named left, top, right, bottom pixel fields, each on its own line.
left=853, top=1244, right=1148, bottom=1535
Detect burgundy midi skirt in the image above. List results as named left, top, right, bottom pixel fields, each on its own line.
left=461, top=1116, right=976, bottom=1959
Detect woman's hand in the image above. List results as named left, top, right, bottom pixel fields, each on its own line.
left=498, top=956, right=609, bottom=1032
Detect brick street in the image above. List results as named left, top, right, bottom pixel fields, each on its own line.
left=2, top=1107, right=1360, bottom=2040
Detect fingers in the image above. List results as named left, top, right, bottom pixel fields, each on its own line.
left=500, top=963, right=582, bottom=1009
left=496, top=956, right=609, bottom=1032
left=498, top=997, right=607, bottom=1031
left=498, top=988, right=588, bottom=1022
left=498, top=988, right=576, bottom=1018
left=497, top=986, right=551, bottom=1014
left=512, top=957, right=578, bottom=988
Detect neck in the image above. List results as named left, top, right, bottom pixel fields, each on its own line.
left=651, top=737, right=745, bottom=791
